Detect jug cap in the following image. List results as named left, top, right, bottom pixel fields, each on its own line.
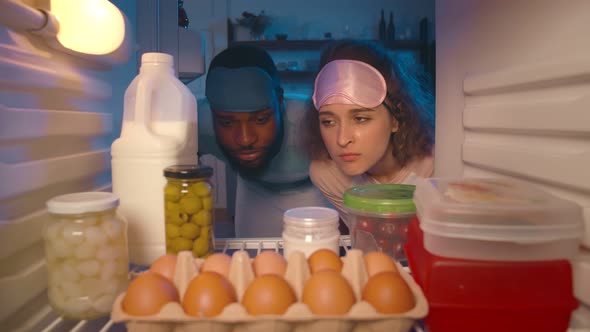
left=142, top=52, right=173, bottom=65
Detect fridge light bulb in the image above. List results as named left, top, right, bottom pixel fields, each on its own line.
left=50, top=0, right=125, bottom=55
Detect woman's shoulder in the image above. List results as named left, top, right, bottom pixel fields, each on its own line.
left=408, top=154, right=434, bottom=177
left=309, top=159, right=352, bottom=192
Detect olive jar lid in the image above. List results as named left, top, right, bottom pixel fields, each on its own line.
left=343, top=184, right=416, bottom=214
left=164, top=165, right=213, bottom=179
left=46, top=192, right=119, bottom=214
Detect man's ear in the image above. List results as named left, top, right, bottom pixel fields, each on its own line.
left=277, top=87, right=284, bottom=104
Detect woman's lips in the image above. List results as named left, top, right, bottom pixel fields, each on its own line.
left=339, top=153, right=361, bottom=162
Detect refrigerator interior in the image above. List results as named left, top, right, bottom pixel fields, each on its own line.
left=1, top=0, right=589, bottom=331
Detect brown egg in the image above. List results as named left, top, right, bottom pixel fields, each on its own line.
left=122, top=272, right=179, bottom=316
left=200, top=253, right=232, bottom=277
left=363, top=251, right=398, bottom=277
left=307, top=248, right=343, bottom=274
left=182, top=271, right=237, bottom=317
left=242, top=274, right=297, bottom=315
left=149, top=254, right=177, bottom=282
left=252, top=250, right=287, bottom=277
left=302, top=270, right=355, bottom=315
left=362, top=271, right=415, bottom=314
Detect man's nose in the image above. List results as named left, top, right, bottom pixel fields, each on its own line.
left=337, top=123, right=353, bottom=147
left=234, top=123, right=257, bottom=147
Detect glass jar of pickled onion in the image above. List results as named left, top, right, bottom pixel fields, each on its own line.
left=43, top=192, right=129, bottom=319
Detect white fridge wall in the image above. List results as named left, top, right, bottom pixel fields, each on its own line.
left=0, top=1, right=137, bottom=330
left=436, top=0, right=590, bottom=311
left=435, top=0, right=590, bottom=244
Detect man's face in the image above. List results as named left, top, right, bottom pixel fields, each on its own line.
left=212, top=103, right=282, bottom=171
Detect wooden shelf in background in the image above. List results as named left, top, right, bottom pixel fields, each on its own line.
left=278, top=70, right=315, bottom=81
left=229, top=39, right=426, bottom=51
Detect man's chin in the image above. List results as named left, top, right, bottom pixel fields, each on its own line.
left=227, top=156, right=270, bottom=175
left=236, top=159, right=265, bottom=169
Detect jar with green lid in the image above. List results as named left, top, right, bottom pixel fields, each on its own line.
left=44, top=192, right=129, bottom=320
left=164, top=165, right=214, bottom=258
left=343, top=184, right=416, bottom=260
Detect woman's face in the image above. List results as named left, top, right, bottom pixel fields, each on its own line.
left=318, top=103, right=398, bottom=176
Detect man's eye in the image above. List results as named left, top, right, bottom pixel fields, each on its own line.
left=216, top=119, right=233, bottom=127
left=255, top=115, right=271, bottom=124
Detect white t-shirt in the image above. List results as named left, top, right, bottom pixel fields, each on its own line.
left=198, top=94, right=330, bottom=237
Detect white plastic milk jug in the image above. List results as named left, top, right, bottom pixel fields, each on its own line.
left=111, top=52, right=198, bottom=265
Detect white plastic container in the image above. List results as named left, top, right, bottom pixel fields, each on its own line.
left=282, top=207, right=340, bottom=258
left=111, top=52, right=198, bottom=265
left=572, top=249, right=590, bottom=306
left=413, top=178, right=584, bottom=261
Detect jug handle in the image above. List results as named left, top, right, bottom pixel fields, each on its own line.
left=134, top=77, right=154, bottom=130
left=131, top=75, right=178, bottom=149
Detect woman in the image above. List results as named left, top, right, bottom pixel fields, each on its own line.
left=303, top=40, right=435, bottom=230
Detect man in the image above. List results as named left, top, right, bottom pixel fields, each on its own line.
left=198, top=45, right=328, bottom=237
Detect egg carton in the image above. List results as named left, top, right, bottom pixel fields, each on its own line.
left=111, top=249, right=428, bottom=332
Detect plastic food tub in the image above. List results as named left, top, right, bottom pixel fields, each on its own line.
left=413, top=178, right=584, bottom=261
left=405, top=217, right=578, bottom=332
left=343, top=184, right=416, bottom=260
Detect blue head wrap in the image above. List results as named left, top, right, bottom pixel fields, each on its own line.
left=206, top=67, right=279, bottom=112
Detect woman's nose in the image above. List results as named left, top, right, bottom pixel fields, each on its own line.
left=234, top=123, right=257, bottom=147
left=337, top=124, right=353, bottom=147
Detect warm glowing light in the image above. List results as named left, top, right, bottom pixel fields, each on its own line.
left=51, top=0, right=125, bottom=55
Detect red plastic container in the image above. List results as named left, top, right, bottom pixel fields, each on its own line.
left=405, top=217, right=578, bottom=332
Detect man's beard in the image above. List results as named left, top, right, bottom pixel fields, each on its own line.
left=218, top=120, right=284, bottom=179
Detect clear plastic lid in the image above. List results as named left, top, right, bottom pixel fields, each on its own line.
left=283, top=207, right=339, bottom=228
left=413, top=178, right=584, bottom=243
left=47, top=192, right=119, bottom=214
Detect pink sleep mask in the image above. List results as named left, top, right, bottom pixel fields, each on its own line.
left=312, top=59, right=387, bottom=110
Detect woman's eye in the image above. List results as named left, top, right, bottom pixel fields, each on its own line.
left=354, top=116, right=370, bottom=123
left=320, top=119, right=335, bottom=126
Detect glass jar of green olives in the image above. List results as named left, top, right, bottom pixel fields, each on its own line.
left=163, top=165, right=214, bottom=258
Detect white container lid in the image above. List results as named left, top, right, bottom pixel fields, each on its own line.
left=47, top=192, right=119, bottom=214
left=283, top=207, right=339, bottom=227
left=414, top=178, right=584, bottom=244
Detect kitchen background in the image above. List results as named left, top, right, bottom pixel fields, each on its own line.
left=183, top=0, right=435, bottom=98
